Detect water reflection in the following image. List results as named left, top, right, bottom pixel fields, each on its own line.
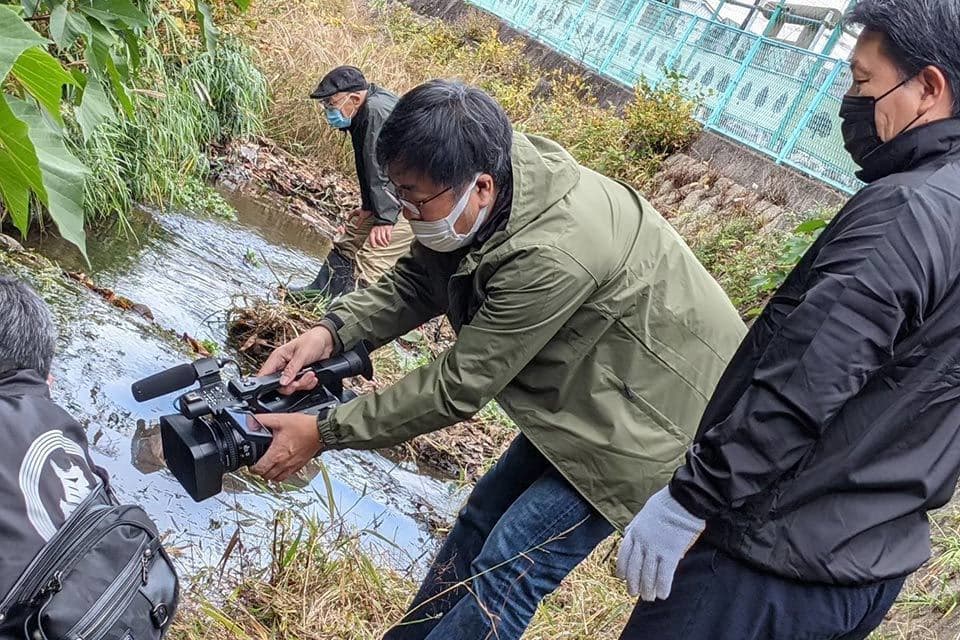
left=15, top=194, right=459, bottom=576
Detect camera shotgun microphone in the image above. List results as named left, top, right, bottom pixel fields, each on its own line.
left=131, top=363, right=199, bottom=402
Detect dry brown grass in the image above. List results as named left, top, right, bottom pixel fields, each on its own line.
left=170, top=515, right=413, bottom=640
left=171, top=510, right=631, bottom=640
left=231, top=0, right=484, bottom=173
left=229, top=0, right=699, bottom=185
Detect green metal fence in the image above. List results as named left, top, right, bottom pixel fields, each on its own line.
left=468, top=0, right=863, bottom=194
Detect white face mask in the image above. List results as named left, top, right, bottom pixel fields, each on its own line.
left=409, top=176, right=489, bottom=253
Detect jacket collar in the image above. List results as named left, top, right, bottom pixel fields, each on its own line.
left=0, top=368, right=51, bottom=398
left=470, top=133, right=580, bottom=255
left=507, top=133, right=580, bottom=233
left=858, top=117, right=960, bottom=183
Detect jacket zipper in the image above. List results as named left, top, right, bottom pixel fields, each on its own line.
left=0, top=491, right=112, bottom=621
left=61, top=540, right=156, bottom=640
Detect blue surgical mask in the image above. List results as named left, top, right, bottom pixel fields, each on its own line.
left=325, top=106, right=352, bottom=129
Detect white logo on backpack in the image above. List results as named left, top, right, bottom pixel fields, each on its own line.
left=18, top=430, right=98, bottom=540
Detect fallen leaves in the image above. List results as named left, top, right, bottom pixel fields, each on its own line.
left=64, top=270, right=213, bottom=357
left=65, top=271, right=155, bottom=320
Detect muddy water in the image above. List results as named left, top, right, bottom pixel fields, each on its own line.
left=19, top=194, right=463, bottom=575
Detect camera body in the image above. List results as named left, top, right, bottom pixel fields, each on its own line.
left=132, top=346, right=372, bottom=502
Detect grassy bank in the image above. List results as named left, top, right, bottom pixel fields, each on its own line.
left=72, top=1, right=268, bottom=232
left=231, top=0, right=818, bottom=317
left=170, top=509, right=631, bottom=640
left=234, top=0, right=698, bottom=185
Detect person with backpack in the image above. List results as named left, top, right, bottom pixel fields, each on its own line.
left=0, top=276, right=178, bottom=638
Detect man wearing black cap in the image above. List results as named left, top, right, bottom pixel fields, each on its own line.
left=294, top=65, right=414, bottom=297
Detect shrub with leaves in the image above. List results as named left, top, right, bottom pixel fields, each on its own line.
left=0, top=0, right=251, bottom=258
left=749, top=216, right=831, bottom=300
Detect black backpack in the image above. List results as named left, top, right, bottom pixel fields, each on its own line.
left=0, top=483, right=179, bottom=639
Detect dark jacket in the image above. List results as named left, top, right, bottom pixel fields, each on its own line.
left=0, top=369, right=104, bottom=599
left=348, top=84, right=400, bottom=225
left=671, top=118, right=960, bottom=585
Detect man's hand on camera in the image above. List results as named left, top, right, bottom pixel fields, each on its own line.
left=249, top=413, right=322, bottom=481
left=258, top=326, right=335, bottom=393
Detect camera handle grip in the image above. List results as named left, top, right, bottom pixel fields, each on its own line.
left=255, top=393, right=300, bottom=413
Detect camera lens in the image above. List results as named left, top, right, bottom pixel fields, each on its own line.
left=206, top=420, right=240, bottom=473
left=160, top=414, right=226, bottom=502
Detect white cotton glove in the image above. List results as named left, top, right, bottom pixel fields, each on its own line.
left=616, top=486, right=706, bottom=601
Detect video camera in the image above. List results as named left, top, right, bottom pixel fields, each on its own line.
left=130, top=345, right=372, bottom=501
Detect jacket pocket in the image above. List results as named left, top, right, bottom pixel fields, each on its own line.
left=605, top=368, right=691, bottom=448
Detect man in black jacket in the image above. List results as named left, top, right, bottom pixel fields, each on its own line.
left=618, top=1, right=960, bottom=638
left=0, top=277, right=104, bottom=604
left=293, top=66, right=414, bottom=297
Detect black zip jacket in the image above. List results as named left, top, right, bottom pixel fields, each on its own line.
left=0, top=369, right=104, bottom=599
left=671, top=118, right=960, bottom=585
left=347, top=84, right=400, bottom=225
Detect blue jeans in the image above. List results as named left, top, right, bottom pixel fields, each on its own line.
left=619, top=539, right=905, bottom=640
left=383, top=435, right=614, bottom=640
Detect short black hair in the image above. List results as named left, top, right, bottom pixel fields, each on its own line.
left=848, top=0, right=960, bottom=114
left=0, top=277, right=56, bottom=377
left=376, top=80, right=513, bottom=189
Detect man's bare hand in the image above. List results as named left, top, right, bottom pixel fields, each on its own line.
left=258, top=326, right=335, bottom=393
left=249, top=412, right=322, bottom=481
left=369, top=224, right=394, bottom=248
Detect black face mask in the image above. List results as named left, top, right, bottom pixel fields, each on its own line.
left=839, top=78, right=923, bottom=172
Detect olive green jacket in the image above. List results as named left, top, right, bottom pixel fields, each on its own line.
left=319, top=133, right=746, bottom=530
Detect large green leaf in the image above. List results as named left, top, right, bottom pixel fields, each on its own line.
left=0, top=95, right=43, bottom=238
left=231, top=0, right=250, bottom=11
left=120, top=27, right=141, bottom=73
left=10, top=47, right=75, bottom=125
left=77, top=0, right=150, bottom=29
left=0, top=5, right=48, bottom=83
left=8, top=98, right=89, bottom=259
left=49, top=2, right=69, bottom=47
left=19, top=0, right=37, bottom=18
left=86, top=19, right=134, bottom=117
left=195, top=0, right=218, bottom=54
left=76, top=76, right=115, bottom=142
left=0, top=148, right=32, bottom=237
left=70, top=68, right=88, bottom=90
left=66, top=11, right=93, bottom=42
left=0, top=95, right=45, bottom=198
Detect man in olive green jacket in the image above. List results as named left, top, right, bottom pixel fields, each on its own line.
left=251, top=80, right=746, bottom=640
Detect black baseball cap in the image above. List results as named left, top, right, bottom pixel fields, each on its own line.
left=310, top=66, right=369, bottom=100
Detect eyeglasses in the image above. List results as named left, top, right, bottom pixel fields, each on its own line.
left=384, top=184, right=452, bottom=219
left=322, top=96, right=348, bottom=109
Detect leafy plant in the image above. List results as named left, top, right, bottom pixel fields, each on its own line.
left=749, top=217, right=829, bottom=297
left=0, top=0, right=251, bottom=258
left=242, top=247, right=259, bottom=266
